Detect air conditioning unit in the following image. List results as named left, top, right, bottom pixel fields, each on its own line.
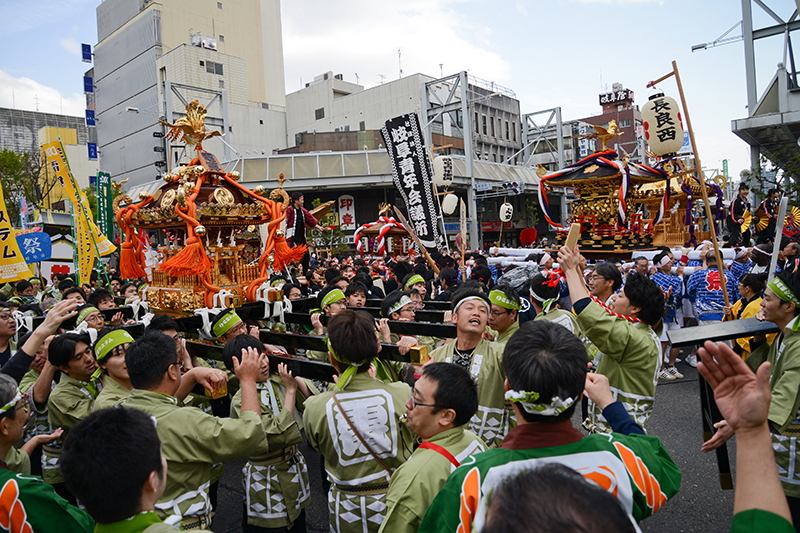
left=190, top=33, right=202, bottom=47
left=201, top=37, right=218, bottom=51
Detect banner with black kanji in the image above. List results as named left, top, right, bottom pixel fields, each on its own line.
left=380, top=113, right=443, bottom=252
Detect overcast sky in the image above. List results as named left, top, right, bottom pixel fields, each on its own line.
left=0, top=0, right=794, bottom=182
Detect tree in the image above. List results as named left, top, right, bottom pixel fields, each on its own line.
left=0, top=148, right=63, bottom=226
left=308, top=197, right=349, bottom=256
left=742, top=151, right=800, bottom=201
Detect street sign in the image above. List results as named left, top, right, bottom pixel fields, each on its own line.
left=475, top=183, right=492, bottom=192
left=153, top=132, right=164, bottom=138
left=97, top=172, right=113, bottom=238
left=81, top=44, right=92, bottom=63
left=88, top=143, right=97, bottom=160
left=723, top=159, right=728, bottom=178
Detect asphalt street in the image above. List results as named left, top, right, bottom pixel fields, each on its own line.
left=210, top=353, right=737, bottom=533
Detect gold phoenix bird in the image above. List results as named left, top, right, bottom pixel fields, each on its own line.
left=579, top=120, right=624, bottom=151
left=159, top=100, right=223, bottom=148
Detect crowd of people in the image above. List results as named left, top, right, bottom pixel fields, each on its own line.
left=0, top=212, right=798, bottom=532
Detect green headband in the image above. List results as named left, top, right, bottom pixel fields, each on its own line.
left=0, top=389, right=21, bottom=414
left=327, top=337, right=390, bottom=390
left=213, top=309, right=241, bottom=338
left=768, top=277, right=800, bottom=306
left=388, top=295, right=413, bottom=317
left=489, top=290, right=521, bottom=310
left=94, top=329, right=135, bottom=363
left=270, top=279, right=286, bottom=287
left=77, top=306, right=100, bottom=325
left=404, top=274, right=425, bottom=290
left=321, top=289, right=346, bottom=309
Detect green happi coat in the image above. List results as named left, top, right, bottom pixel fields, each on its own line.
left=747, top=317, right=800, bottom=498
left=430, top=338, right=512, bottom=446
left=417, top=431, right=681, bottom=532
left=92, top=376, right=130, bottom=410
left=94, top=511, right=178, bottom=533
left=495, top=321, right=519, bottom=345
left=378, top=426, right=486, bottom=533
left=122, top=389, right=264, bottom=528
left=230, top=375, right=312, bottom=529
left=577, top=301, right=661, bottom=428
left=533, top=307, right=600, bottom=361
left=303, top=372, right=413, bottom=533
left=19, top=368, right=53, bottom=449
left=44, top=374, right=102, bottom=485
left=0, top=468, right=94, bottom=532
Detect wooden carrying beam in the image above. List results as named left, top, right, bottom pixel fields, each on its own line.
left=260, top=331, right=411, bottom=363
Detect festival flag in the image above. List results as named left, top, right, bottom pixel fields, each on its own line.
left=380, top=113, right=445, bottom=253
left=42, top=141, right=116, bottom=283
left=0, top=182, right=35, bottom=282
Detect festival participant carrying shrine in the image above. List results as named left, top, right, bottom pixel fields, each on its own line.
left=121, top=331, right=265, bottom=530
left=379, top=363, right=486, bottom=533
left=704, top=271, right=800, bottom=527
left=91, top=328, right=135, bottom=410
left=417, top=321, right=681, bottom=533
left=529, top=271, right=599, bottom=362
left=223, top=335, right=316, bottom=532
left=429, top=289, right=510, bottom=446
left=487, top=285, right=521, bottom=345
left=303, top=310, right=413, bottom=533
left=558, top=244, right=664, bottom=431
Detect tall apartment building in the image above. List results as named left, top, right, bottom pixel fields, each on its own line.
left=576, top=83, right=644, bottom=160
left=92, top=0, right=288, bottom=188
left=0, top=108, right=92, bottom=154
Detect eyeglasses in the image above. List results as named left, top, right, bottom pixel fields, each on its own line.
left=489, top=309, right=509, bottom=318
left=410, top=388, right=444, bottom=409
left=0, top=314, right=12, bottom=321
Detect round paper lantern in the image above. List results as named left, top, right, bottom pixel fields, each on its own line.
left=433, top=156, right=454, bottom=188
left=641, top=93, right=684, bottom=157
left=442, top=193, right=459, bottom=215
left=500, top=202, right=513, bottom=222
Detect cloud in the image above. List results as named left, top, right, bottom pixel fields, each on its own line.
left=282, top=0, right=512, bottom=92
left=0, top=69, right=85, bottom=117
left=516, top=1, right=528, bottom=16
left=569, top=0, right=662, bottom=3
left=60, top=37, right=81, bottom=55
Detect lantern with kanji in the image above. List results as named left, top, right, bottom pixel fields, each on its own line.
left=433, top=156, right=454, bottom=188
left=500, top=202, right=513, bottom=222
left=642, top=93, right=684, bottom=157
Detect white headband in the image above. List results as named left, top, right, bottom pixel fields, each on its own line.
left=0, top=389, right=21, bottom=414
left=538, top=254, right=552, bottom=266
left=453, top=296, right=490, bottom=315
left=505, top=389, right=575, bottom=416
left=655, top=255, right=670, bottom=268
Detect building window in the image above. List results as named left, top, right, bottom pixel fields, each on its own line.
left=219, top=80, right=224, bottom=88
left=475, top=112, right=479, bottom=133
left=206, top=61, right=223, bottom=75
left=619, top=119, right=631, bottom=128
left=492, top=153, right=497, bottom=162
left=359, top=121, right=365, bottom=131
left=490, top=117, right=495, bottom=137
left=217, top=2, right=222, bottom=8
left=512, top=122, right=516, bottom=142
left=505, top=121, right=510, bottom=140
left=219, top=35, right=224, bottom=42
left=315, top=108, right=325, bottom=120
left=482, top=115, right=487, bottom=135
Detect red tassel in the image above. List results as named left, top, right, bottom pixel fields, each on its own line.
left=120, top=241, right=148, bottom=280
left=273, top=236, right=307, bottom=272
left=158, top=238, right=213, bottom=278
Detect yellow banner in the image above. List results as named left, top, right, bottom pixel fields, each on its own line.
left=42, top=141, right=116, bottom=281
left=0, top=182, right=34, bottom=283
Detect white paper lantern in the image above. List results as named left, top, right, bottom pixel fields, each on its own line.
left=433, top=156, right=454, bottom=188
left=442, top=193, right=459, bottom=215
left=641, top=93, right=684, bottom=157
left=500, top=202, right=513, bottom=222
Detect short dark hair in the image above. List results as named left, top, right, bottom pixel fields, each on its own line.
left=739, top=182, right=750, bottom=191
left=352, top=273, right=374, bottom=288
left=58, top=279, right=77, bottom=292
left=633, top=256, right=648, bottom=264
left=291, top=191, right=303, bottom=202
left=283, top=282, right=303, bottom=296
left=438, top=267, right=459, bottom=289
left=327, top=310, right=377, bottom=368
left=423, top=363, right=478, bottom=427
left=222, top=333, right=264, bottom=370
left=482, top=463, right=636, bottom=533
left=125, top=330, right=179, bottom=390
left=595, top=262, right=622, bottom=291
left=120, top=283, right=137, bottom=295
left=460, top=279, right=488, bottom=295
left=60, top=407, right=164, bottom=524
left=324, top=267, right=341, bottom=284
left=451, top=287, right=491, bottom=311
left=88, top=288, right=114, bottom=308
left=768, top=188, right=778, bottom=196
left=739, top=273, right=767, bottom=294
left=503, top=321, right=587, bottom=423
left=64, top=287, right=87, bottom=301
left=622, top=272, right=665, bottom=326
left=146, top=313, right=180, bottom=334
left=329, top=275, right=348, bottom=287
left=653, top=251, right=670, bottom=268
left=14, top=280, right=31, bottom=294
left=48, top=332, right=93, bottom=368
left=471, top=265, right=492, bottom=286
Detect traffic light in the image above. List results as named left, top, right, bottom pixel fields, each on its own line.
left=501, top=181, right=523, bottom=195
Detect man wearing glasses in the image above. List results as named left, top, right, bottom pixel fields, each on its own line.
left=487, top=285, right=521, bottom=345
left=0, top=305, right=17, bottom=366
left=379, top=363, right=485, bottom=533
